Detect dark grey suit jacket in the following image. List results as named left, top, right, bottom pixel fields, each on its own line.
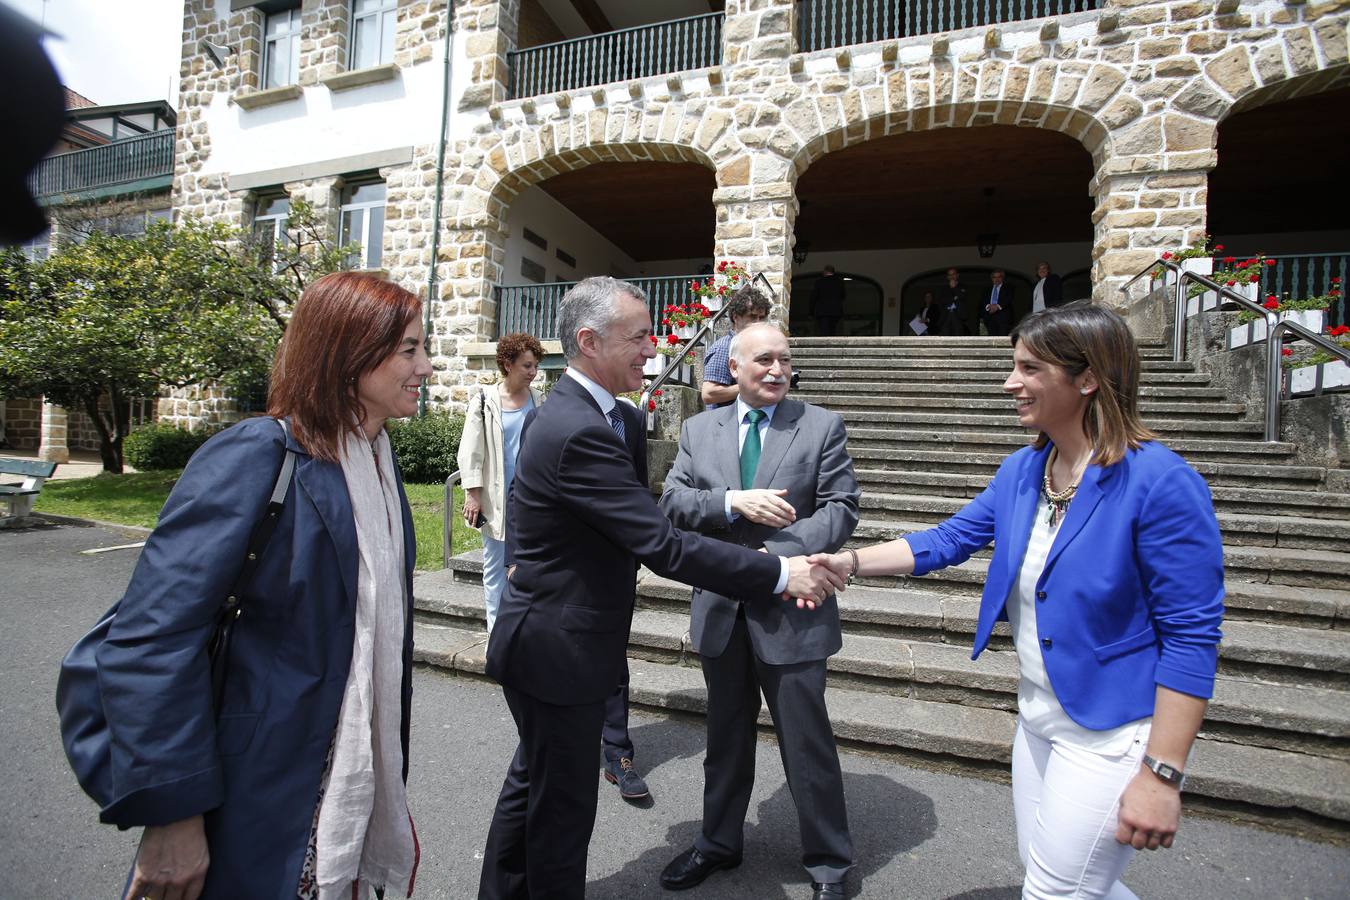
left=659, top=398, right=859, bottom=666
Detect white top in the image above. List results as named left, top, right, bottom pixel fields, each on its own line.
left=1006, top=493, right=1150, bottom=752
left=1032, top=278, right=1046, bottom=313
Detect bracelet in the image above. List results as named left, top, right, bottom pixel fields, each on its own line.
left=845, top=548, right=859, bottom=585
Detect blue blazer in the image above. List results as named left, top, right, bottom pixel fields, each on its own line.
left=92, top=417, right=416, bottom=898
left=905, top=440, right=1225, bottom=731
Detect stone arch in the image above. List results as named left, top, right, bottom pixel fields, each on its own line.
left=1221, top=61, right=1350, bottom=123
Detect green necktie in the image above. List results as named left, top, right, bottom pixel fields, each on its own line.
left=740, top=408, right=766, bottom=489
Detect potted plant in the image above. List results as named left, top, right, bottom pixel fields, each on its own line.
left=1283, top=324, right=1350, bottom=395
left=662, top=302, right=711, bottom=339
left=689, top=261, right=749, bottom=312
left=1154, top=236, right=1221, bottom=290
left=1230, top=279, right=1338, bottom=349
left=647, top=333, right=698, bottom=382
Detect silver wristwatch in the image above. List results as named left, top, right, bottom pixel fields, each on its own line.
left=1143, top=754, right=1186, bottom=789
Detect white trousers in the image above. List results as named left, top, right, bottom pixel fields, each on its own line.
left=481, top=534, right=506, bottom=633
left=1012, top=717, right=1150, bottom=899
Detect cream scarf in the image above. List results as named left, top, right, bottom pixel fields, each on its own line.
left=315, top=427, right=416, bottom=899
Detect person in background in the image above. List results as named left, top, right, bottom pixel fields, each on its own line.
left=701, top=283, right=772, bottom=408
left=1033, top=261, right=1065, bottom=313
left=810, top=302, right=1224, bottom=900
left=982, top=269, right=1015, bottom=337
left=459, top=332, right=545, bottom=633
left=810, top=265, right=846, bottom=337
left=936, top=267, right=973, bottom=336
left=90, top=272, right=430, bottom=899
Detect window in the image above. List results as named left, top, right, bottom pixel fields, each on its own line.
left=520, top=257, right=546, bottom=283
left=253, top=195, right=290, bottom=269
left=21, top=229, right=50, bottom=261
left=339, top=181, right=386, bottom=270
left=522, top=227, right=547, bottom=251
left=263, top=7, right=301, bottom=89
left=350, top=0, right=397, bottom=70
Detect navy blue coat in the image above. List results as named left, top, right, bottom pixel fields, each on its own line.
left=93, top=417, right=416, bottom=897
left=906, top=440, right=1225, bottom=730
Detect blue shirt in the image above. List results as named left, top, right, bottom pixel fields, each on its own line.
left=702, top=334, right=734, bottom=408
left=501, top=395, right=534, bottom=490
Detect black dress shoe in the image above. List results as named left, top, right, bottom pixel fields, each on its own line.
left=659, top=846, right=742, bottom=891
left=812, top=881, right=845, bottom=900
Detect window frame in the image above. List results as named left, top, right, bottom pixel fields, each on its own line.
left=262, top=6, right=302, bottom=89
left=253, top=195, right=292, bottom=271
left=339, top=180, right=387, bottom=271
left=349, top=0, right=398, bottom=71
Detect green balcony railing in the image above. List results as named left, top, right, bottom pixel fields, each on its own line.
left=508, top=13, right=723, bottom=100
left=27, top=129, right=176, bottom=200
left=798, top=0, right=1101, bottom=52
left=1262, top=252, right=1348, bottom=329
left=495, top=275, right=702, bottom=341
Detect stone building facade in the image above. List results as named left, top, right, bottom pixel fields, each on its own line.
left=172, top=0, right=1349, bottom=413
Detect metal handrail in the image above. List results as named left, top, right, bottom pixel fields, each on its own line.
left=1119, top=258, right=1350, bottom=441
left=638, top=272, right=780, bottom=418
left=442, top=468, right=461, bottom=568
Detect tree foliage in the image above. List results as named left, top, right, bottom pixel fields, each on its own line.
left=0, top=214, right=321, bottom=473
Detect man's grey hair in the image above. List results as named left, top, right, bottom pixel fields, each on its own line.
left=728, top=320, right=787, bottom=364
left=557, top=276, right=649, bottom=360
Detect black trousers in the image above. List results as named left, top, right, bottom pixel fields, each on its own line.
left=694, top=614, right=854, bottom=883
left=478, top=686, right=607, bottom=900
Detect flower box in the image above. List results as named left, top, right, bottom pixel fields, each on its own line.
left=703, top=293, right=724, bottom=312
left=643, top=355, right=664, bottom=376
left=674, top=324, right=697, bottom=340
left=1186, top=292, right=1219, bottom=318
left=1229, top=309, right=1329, bottom=349
left=1284, top=309, right=1326, bottom=337
left=1289, top=359, right=1350, bottom=396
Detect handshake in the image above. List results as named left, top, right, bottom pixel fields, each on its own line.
left=781, top=552, right=855, bottom=610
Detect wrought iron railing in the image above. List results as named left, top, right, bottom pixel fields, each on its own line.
left=797, top=0, right=1101, bottom=52
left=495, top=274, right=705, bottom=340
left=508, top=12, right=723, bottom=99
left=26, top=130, right=176, bottom=199
left=1261, top=252, right=1348, bottom=329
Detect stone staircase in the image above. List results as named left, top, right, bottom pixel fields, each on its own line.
left=414, top=336, right=1350, bottom=833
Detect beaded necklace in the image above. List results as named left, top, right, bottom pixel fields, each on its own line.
left=1041, top=446, right=1089, bottom=526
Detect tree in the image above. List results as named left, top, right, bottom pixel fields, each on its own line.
left=236, top=198, right=357, bottom=329
left=0, top=220, right=280, bottom=472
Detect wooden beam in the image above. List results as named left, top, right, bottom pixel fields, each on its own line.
left=568, top=0, right=611, bottom=35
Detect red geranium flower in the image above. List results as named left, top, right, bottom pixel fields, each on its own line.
left=1223, top=256, right=1236, bottom=264
left=652, top=389, right=662, bottom=397
left=648, top=334, right=658, bottom=344
left=666, top=333, right=680, bottom=345
left=1214, top=244, right=1225, bottom=252
left=1226, top=280, right=1237, bottom=286
left=1264, top=259, right=1276, bottom=265
left=1249, top=274, right=1260, bottom=284
left=1236, top=261, right=1249, bottom=269
left=1332, top=277, right=1342, bottom=284
left=1263, top=298, right=1280, bottom=310
left=1281, top=347, right=1293, bottom=357
left=1161, top=252, right=1172, bottom=260
left=1329, top=325, right=1350, bottom=337
left=648, top=399, right=657, bottom=412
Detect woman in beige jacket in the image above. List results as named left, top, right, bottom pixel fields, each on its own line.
left=458, top=332, right=545, bottom=631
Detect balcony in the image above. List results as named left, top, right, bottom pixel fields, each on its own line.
left=27, top=129, right=176, bottom=203
left=797, top=0, right=1101, bottom=53
left=495, top=275, right=701, bottom=340
left=1263, top=252, right=1349, bottom=328
left=508, top=13, right=723, bottom=100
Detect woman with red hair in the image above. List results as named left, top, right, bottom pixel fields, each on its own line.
left=88, top=272, right=432, bottom=899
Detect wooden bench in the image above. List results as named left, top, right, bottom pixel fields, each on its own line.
left=0, top=458, right=59, bottom=526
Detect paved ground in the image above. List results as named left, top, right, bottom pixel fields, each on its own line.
left=2, top=521, right=1347, bottom=899
left=1, top=448, right=117, bottom=481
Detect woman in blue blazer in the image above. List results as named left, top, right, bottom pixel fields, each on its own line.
left=95, top=273, right=432, bottom=899
left=813, top=303, right=1224, bottom=898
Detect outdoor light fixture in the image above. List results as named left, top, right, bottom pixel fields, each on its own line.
left=202, top=40, right=232, bottom=69
left=977, top=233, right=999, bottom=258
left=792, top=240, right=811, bottom=265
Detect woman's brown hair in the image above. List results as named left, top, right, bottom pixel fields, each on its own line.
left=1009, top=300, right=1155, bottom=467
left=496, top=332, right=545, bottom=375
left=268, top=271, right=422, bottom=461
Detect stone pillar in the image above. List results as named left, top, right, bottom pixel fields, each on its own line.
left=713, top=178, right=797, bottom=322
left=456, top=0, right=520, bottom=110
left=284, top=175, right=342, bottom=240
left=39, top=401, right=70, bottom=464
left=428, top=221, right=508, bottom=405
left=299, top=0, right=350, bottom=85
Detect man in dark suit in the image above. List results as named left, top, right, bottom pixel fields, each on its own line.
left=981, top=269, right=1015, bottom=336
left=478, top=277, right=841, bottom=900
left=1033, top=260, right=1065, bottom=312
left=936, top=267, right=973, bottom=335
left=657, top=323, right=859, bottom=900
left=810, top=265, right=845, bottom=336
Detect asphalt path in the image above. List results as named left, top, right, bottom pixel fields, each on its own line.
left=2, top=521, right=1347, bottom=898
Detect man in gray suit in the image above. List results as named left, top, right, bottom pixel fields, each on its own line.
left=657, top=323, right=859, bottom=900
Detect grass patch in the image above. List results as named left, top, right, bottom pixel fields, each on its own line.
left=35, top=471, right=482, bottom=569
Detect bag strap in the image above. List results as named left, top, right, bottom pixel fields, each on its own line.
left=219, top=419, right=298, bottom=621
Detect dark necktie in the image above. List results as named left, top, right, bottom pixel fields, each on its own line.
left=608, top=406, right=626, bottom=444
left=740, top=408, right=766, bottom=489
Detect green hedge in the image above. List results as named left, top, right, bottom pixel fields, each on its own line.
left=124, top=424, right=216, bottom=471
left=387, top=410, right=464, bottom=484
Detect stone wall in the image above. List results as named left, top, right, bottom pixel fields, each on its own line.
left=156, top=384, right=243, bottom=432
left=1, top=399, right=42, bottom=449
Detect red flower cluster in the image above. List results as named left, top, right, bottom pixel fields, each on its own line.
left=648, top=400, right=657, bottom=411
left=1282, top=347, right=1294, bottom=357
left=1332, top=277, right=1343, bottom=299
left=661, top=303, right=712, bottom=327
left=1329, top=325, right=1350, bottom=338
left=1263, top=297, right=1281, bottom=310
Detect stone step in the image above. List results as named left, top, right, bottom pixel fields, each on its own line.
left=829, top=409, right=1265, bottom=439
left=410, top=619, right=1350, bottom=825
left=843, top=429, right=1298, bottom=463
left=787, top=343, right=1174, bottom=360
left=797, top=393, right=1250, bottom=420
left=802, top=368, right=1213, bottom=386
left=856, top=495, right=1350, bottom=549
left=791, top=380, right=1231, bottom=402
left=787, top=355, right=1195, bottom=373
left=847, top=450, right=1328, bottom=490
